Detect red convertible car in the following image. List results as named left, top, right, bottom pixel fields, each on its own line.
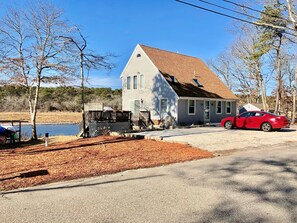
left=221, top=111, right=290, bottom=132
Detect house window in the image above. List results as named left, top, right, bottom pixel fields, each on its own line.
left=140, top=74, right=144, bottom=89
left=226, top=101, right=231, bottom=114
left=133, top=75, right=137, bottom=89
left=127, top=76, right=131, bottom=90
left=188, top=100, right=195, bottom=115
left=160, top=98, right=168, bottom=114
left=216, top=101, right=222, bottom=114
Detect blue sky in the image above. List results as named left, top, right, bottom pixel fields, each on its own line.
left=0, top=0, right=236, bottom=89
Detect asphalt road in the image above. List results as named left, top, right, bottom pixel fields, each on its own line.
left=1, top=142, right=297, bottom=223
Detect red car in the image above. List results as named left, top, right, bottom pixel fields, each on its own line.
left=221, top=111, right=290, bottom=132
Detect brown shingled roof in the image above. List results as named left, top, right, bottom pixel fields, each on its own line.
left=140, top=44, right=238, bottom=100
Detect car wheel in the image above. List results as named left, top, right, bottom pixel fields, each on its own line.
left=261, top=122, right=272, bottom=132
left=224, top=121, right=233, bottom=130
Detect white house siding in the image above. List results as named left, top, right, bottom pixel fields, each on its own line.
left=121, top=45, right=178, bottom=121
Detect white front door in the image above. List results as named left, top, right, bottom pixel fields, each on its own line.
left=130, top=100, right=140, bottom=117
left=204, top=101, right=210, bottom=122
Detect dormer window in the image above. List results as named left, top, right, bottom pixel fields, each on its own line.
left=170, top=75, right=178, bottom=83
left=193, top=78, right=203, bottom=87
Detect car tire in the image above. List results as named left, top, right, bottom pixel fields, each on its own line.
left=224, top=121, right=233, bottom=130
left=261, top=122, right=272, bottom=132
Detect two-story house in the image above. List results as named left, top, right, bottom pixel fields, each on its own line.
left=121, top=44, right=238, bottom=125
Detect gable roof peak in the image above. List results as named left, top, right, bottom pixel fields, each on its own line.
left=139, top=44, right=199, bottom=60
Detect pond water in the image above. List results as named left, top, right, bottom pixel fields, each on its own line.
left=21, top=124, right=79, bottom=137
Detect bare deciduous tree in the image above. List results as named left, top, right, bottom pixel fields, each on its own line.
left=60, top=27, right=114, bottom=137
left=0, top=2, right=73, bottom=139
left=208, top=53, right=235, bottom=91
left=211, top=0, right=297, bottom=116
left=210, top=28, right=271, bottom=110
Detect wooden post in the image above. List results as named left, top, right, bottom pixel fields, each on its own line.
left=45, top=133, right=49, bottom=147
left=19, top=120, right=22, bottom=143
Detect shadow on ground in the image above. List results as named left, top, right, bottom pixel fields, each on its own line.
left=1, top=174, right=166, bottom=195
left=1, top=137, right=141, bottom=155
left=174, top=155, right=297, bottom=222
left=0, top=139, right=43, bottom=150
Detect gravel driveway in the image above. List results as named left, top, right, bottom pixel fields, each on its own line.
left=134, top=125, right=297, bottom=152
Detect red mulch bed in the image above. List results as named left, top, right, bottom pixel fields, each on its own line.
left=0, top=136, right=213, bottom=191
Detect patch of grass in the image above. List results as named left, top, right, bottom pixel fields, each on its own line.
left=0, top=112, right=81, bottom=124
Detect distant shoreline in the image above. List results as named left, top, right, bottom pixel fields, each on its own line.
left=21, top=122, right=79, bottom=126
left=0, top=112, right=81, bottom=124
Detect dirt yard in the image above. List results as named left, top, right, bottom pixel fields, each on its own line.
left=0, top=112, right=81, bottom=123
left=0, top=136, right=213, bottom=191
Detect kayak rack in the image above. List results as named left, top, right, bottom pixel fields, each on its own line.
left=0, top=120, right=28, bottom=143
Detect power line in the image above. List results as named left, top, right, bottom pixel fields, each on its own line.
left=195, top=0, right=260, bottom=22
left=223, top=0, right=293, bottom=25
left=176, top=0, right=258, bottom=26
left=200, top=0, right=296, bottom=33
left=175, top=0, right=297, bottom=38
left=223, top=0, right=267, bottom=14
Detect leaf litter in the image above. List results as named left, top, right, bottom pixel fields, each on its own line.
left=0, top=136, right=213, bottom=191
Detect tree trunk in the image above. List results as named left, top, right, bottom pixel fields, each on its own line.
left=28, top=89, right=35, bottom=140
left=255, top=62, right=268, bottom=111
left=260, top=77, right=268, bottom=111
left=274, top=36, right=282, bottom=115
left=291, top=65, right=297, bottom=124
left=29, top=75, right=41, bottom=140
left=255, top=74, right=261, bottom=104
left=80, top=52, right=86, bottom=138
left=31, top=109, right=37, bottom=140
left=285, top=0, right=297, bottom=124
